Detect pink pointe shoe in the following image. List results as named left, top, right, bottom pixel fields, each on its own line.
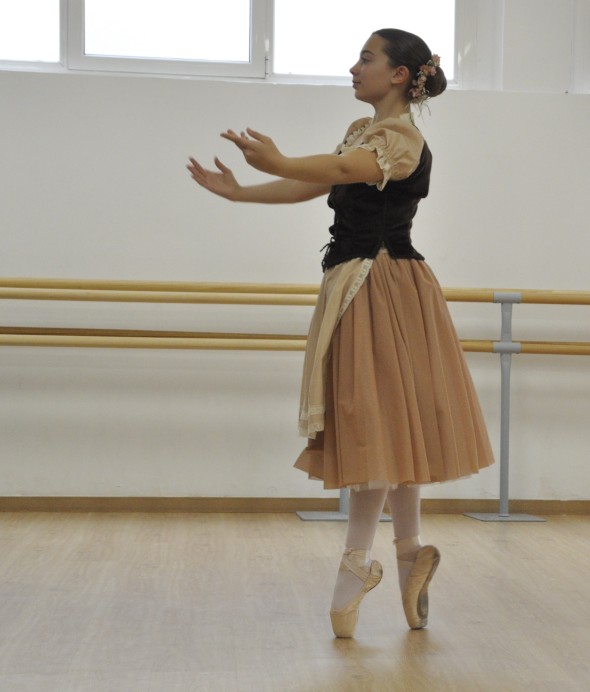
left=399, top=545, right=441, bottom=630
left=329, top=549, right=383, bottom=638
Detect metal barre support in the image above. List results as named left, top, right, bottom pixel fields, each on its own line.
left=465, top=296, right=545, bottom=523
left=296, top=488, right=351, bottom=522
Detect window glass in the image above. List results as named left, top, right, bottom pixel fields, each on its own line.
left=273, top=0, right=455, bottom=79
left=84, top=0, right=251, bottom=62
left=0, top=0, right=60, bottom=62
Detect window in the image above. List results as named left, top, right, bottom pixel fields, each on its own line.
left=0, top=0, right=457, bottom=82
left=273, top=0, right=455, bottom=80
left=84, top=0, right=251, bottom=62
left=0, top=0, right=60, bottom=62
left=68, top=0, right=267, bottom=78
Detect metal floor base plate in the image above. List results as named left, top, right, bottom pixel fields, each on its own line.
left=464, top=512, right=546, bottom=522
left=296, top=512, right=391, bottom=522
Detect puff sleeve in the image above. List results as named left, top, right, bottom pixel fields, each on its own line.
left=357, top=118, right=424, bottom=190
left=334, top=117, right=372, bottom=155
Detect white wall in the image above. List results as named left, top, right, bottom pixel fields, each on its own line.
left=1, top=2, right=589, bottom=500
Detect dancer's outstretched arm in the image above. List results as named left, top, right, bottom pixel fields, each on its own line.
left=187, top=156, right=330, bottom=204
left=220, top=127, right=382, bottom=185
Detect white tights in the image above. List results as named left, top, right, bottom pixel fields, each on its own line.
left=331, top=485, right=421, bottom=610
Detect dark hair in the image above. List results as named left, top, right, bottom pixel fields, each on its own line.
left=372, top=28, right=447, bottom=102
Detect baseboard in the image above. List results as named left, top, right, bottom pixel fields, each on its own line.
left=0, top=497, right=338, bottom=513
left=421, top=499, right=589, bottom=515
left=0, top=497, right=588, bottom=515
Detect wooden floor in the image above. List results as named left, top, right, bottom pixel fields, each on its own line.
left=0, top=513, right=588, bottom=692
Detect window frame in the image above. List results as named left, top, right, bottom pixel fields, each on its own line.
left=65, top=0, right=269, bottom=79
left=0, top=0, right=498, bottom=90
left=453, top=0, right=503, bottom=91
left=270, top=1, right=458, bottom=84
left=573, top=0, right=590, bottom=92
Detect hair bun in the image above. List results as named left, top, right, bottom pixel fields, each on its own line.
left=372, top=29, right=448, bottom=104
left=426, top=66, right=447, bottom=98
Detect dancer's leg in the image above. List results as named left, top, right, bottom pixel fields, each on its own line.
left=345, top=487, right=388, bottom=550
left=386, top=485, right=422, bottom=592
left=331, top=488, right=387, bottom=610
left=387, top=484, right=440, bottom=630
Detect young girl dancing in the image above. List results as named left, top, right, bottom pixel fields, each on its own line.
left=187, top=28, right=494, bottom=637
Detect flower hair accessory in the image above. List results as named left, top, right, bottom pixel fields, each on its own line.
left=409, top=55, right=441, bottom=100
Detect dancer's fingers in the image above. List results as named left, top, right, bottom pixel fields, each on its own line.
left=245, top=127, right=267, bottom=142
left=214, top=157, right=231, bottom=173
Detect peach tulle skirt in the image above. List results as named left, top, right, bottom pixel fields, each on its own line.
left=294, top=253, right=495, bottom=489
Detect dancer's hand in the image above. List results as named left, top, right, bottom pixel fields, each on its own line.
left=186, top=157, right=241, bottom=200
left=220, top=128, right=284, bottom=175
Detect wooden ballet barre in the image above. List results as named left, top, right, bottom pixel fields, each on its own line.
left=442, top=288, right=590, bottom=305
left=0, top=326, right=309, bottom=351
left=0, top=278, right=320, bottom=306
left=519, top=341, right=590, bottom=356
left=0, top=333, right=307, bottom=350
left=1, top=278, right=589, bottom=353
left=460, top=340, right=590, bottom=356
left=0, top=278, right=320, bottom=295
left=0, top=287, right=317, bottom=306
left=2, top=278, right=590, bottom=305
left=0, top=327, right=304, bottom=340
left=0, top=330, right=589, bottom=355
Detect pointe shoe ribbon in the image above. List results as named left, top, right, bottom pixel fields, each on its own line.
left=330, top=549, right=383, bottom=639
left=400, top=545, right=440, bottom=630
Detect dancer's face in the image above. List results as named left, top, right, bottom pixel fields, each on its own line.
left=349, top=34, right=404, bottom=105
